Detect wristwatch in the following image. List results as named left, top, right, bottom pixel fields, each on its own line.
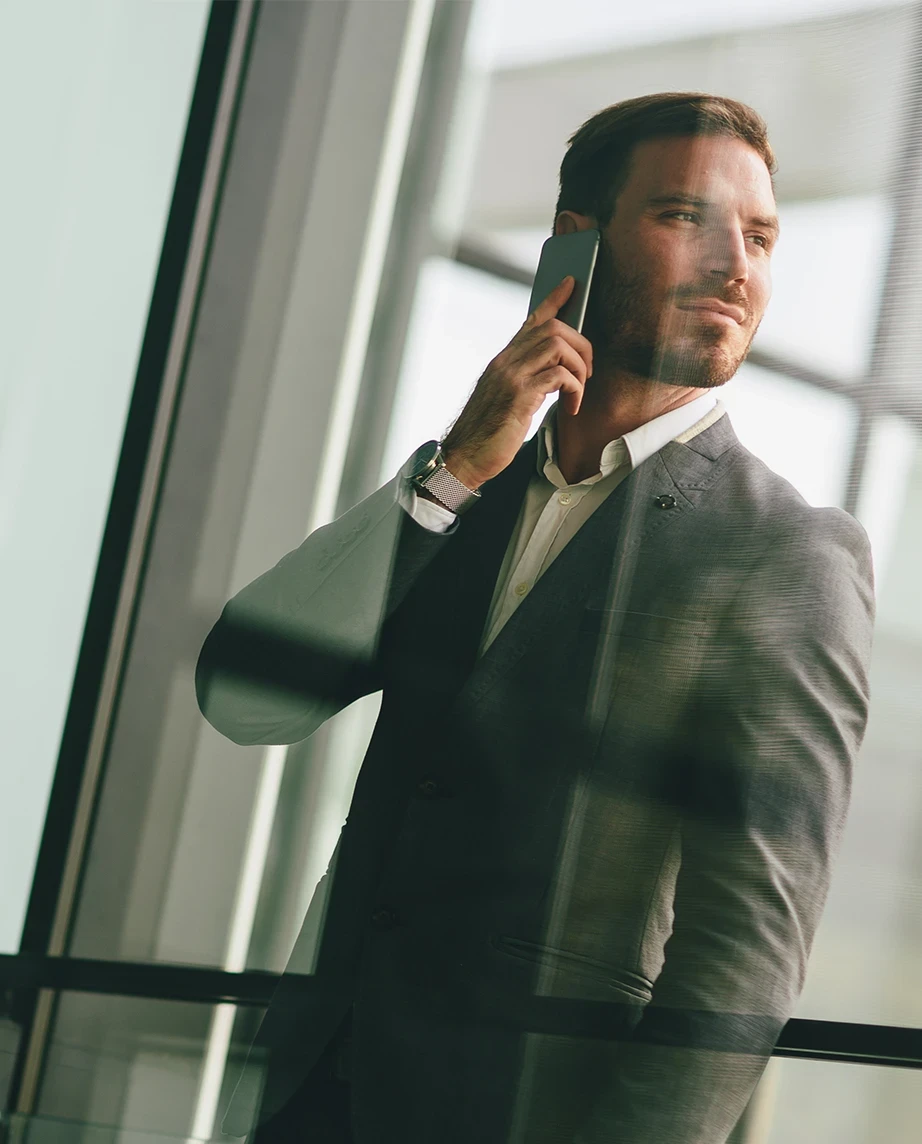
left=407, top=440, right=482, bottom=515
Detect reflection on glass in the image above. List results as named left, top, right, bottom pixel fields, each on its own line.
left=799, top=425, right=922, bottom=1027
left=0, top=1112, right=225, bottom=1144
left=26, top=0, right=922, bottom=1137
left=751, top=196, right=892, bottom=382
left=33, top=993, right=262, bottom=1142
left=721, top=363, right=856, bottom=507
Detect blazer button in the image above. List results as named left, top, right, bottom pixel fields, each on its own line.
left=370, top=906, right=399, bottom=931
left=417, top=778, right=440, bottom=798
left=654, top=493, right=676, bottom=509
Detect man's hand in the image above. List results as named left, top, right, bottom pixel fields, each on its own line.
left=441, top=276, right=593, bottom=491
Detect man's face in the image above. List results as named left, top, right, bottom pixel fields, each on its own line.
left=578, top=134, right=778, bottom=389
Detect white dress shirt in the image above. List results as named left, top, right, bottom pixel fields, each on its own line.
left=401, top=393, right=726, bottom=653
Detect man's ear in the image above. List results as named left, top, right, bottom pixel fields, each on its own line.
left=554, top=210, right=596, bottom=236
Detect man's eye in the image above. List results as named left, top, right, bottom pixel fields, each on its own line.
left=748, top=234, right=769, bottom=248
left=667, top=211, right=699, bottom=223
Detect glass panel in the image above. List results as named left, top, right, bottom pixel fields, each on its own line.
left=751, top=196, right=891, bottom=382
left=36, top=3, right=470, bottom=1124
left=731, top=1056, right=922, bottom=1144
left=720, top=363, right=857, bottom=507
left=57, top=0, right=428, bottom=974
left=32, top=993, right=263, bottom=1142
left=0, top=1113, right=224, bottom=1144
left=399, top=0, right=922, bottom=1050
left=450, top=1, right=921, bottom=1039
left=797, top=420, right=922, bottom=1026
left=0, top=0, right=210, bottom=953
left=28, top=0, right=922, bottom=1134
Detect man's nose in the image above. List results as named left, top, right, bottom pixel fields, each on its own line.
left=703, top=228, right=749, bottom=285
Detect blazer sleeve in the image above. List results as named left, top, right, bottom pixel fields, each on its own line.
left=576, top=507, right=875, bottom=1144
left=195, top=473, right=456, bottom=746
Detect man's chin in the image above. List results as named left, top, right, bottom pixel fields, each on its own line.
left=666, top=362, right=737, bottom=388
left=617, top=346, right=738, bottom=388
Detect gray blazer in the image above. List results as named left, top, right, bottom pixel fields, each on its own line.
left=197, top=413, right=874, bottom=1144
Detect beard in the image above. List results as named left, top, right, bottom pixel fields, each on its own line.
left=582, top=237, right=758, bottom=389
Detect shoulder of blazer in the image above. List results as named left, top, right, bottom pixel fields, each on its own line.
left=660, top=411, right=873, bottom=582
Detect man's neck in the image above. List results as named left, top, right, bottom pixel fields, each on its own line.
left=554, top=372, right=710, bottom=486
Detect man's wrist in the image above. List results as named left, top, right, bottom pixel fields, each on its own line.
left=441, top=450, right=482, bottom=493
left=406, top=440, right=482, bottom=514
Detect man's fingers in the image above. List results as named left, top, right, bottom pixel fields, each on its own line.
left=533, top=364, right=584, bottom=415
left=520, top=299, right=593, bottom=379
left=531, top=335, right=588, bottom=385
left=543, top=318, right=593, bottom=378
left=444, top=283, right=587, bottom=487
left=525, top=275, right=575, bottom=328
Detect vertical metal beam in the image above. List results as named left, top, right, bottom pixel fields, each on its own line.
left=308, top=0, right=439, bottom=532
left=339, top=0, right=479, bottom=512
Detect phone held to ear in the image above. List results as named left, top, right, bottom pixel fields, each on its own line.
left=527, top=229, right=600, bottom=333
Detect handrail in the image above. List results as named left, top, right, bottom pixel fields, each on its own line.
left=2, top=953, right=922, bottom=1071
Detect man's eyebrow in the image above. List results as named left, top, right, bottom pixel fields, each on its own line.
left=646, top=194, right=781, bottom=236
left=647, top=194, right=711, bottom=209
left=751, top=214, right=781, bottom=237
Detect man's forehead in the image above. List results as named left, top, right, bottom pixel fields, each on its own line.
left=626, top=135, right=775, bottom=205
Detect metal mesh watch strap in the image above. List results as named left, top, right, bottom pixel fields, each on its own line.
left=418, top=462, right=481, bottom=515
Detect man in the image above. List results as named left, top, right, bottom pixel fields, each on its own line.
left=197, top=93, right=874, bottom=1143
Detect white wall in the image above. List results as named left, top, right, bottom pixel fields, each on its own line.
left=0, top=0, right=210, bottom=953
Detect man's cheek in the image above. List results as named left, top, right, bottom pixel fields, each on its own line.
left=755, top=266, right=772, bottom=304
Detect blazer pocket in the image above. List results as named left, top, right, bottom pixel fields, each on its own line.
left=490, top=935, right=654, bottom=1003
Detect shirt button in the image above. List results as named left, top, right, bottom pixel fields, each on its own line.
left=514, top=581, right=529, bottom=597
left=558, top=491, right=572, bottom=506
left=654, top=494, right=677, bottom=510
left=417, top=778, right=440, bottom=798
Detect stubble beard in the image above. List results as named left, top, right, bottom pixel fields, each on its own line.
left=583, top=240, right=757, bottom=390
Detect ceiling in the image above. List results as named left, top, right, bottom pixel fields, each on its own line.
left=463, top=3, right=921, bottom=230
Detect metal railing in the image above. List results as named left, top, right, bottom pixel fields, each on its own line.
left=2, top=954, right=922, bottom=1072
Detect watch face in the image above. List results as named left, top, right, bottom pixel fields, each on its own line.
left=408, top=439, right=441, bottom=480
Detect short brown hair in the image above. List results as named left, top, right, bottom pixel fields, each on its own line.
left=555, top=92, right=776, bottom=229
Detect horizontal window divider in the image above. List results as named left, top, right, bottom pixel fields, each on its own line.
left=774, top=1017, right=922, bottom=1070
left=0, top=953, right=279, bottom=1008
left=1, top=954, right=922, bottom=1070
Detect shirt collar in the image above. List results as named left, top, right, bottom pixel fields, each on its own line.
left=537, top=390, right=719, bottom=487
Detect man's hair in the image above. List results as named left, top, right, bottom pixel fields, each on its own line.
left=554, top=92, right=777, bottom=229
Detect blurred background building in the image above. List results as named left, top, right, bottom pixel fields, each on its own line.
left=2, top=0, right=922, bottom=1139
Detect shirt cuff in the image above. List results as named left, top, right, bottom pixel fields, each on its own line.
left=396, top=477, right=458, bottom=534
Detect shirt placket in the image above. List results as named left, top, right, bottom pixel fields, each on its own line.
left=505, top=483, right=589, bottom=604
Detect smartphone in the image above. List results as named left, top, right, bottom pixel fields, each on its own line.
left=527, top=229, right=600, bottom=332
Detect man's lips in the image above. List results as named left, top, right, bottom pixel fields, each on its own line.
left=676, top=299, right=745, bottom=324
